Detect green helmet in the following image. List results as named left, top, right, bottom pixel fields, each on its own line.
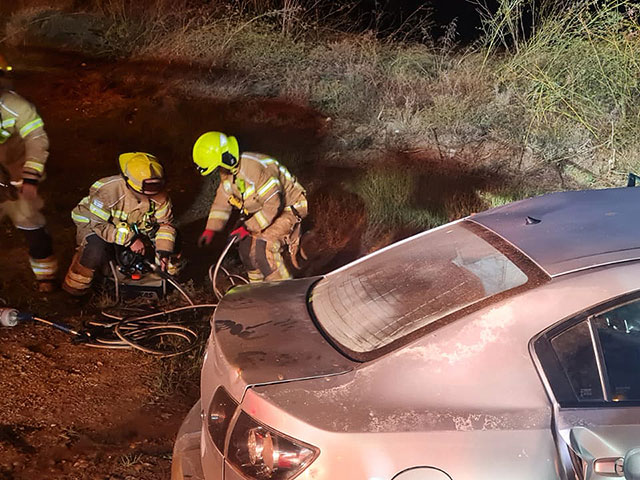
left=192, top=131, right=240, bottom=176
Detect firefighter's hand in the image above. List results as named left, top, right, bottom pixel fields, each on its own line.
left=198, top=229, right=215, bottom=248
left=130, top=238, right=146, bottom=254
left=156, top=251, right=171, bottom=272
left=20, top=182, right=38, bottom=201
left=230, top=226, right=250, bottom=242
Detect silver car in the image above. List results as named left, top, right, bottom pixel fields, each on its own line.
left=172, top=187, right=640, bottom=480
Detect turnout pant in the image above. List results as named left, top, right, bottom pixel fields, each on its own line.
left=238, top=210, right=301, bottom=282
left=62, top=234, right=110, bottom=295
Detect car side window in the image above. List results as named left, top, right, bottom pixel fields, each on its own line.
left=551, top=321, right=604, bottom=402
left=592, top=302, right=640, bottom=402
left=543, top=298, right=640, bottom=406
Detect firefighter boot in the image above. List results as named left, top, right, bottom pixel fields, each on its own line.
left=62, top=252, right=95, bottom=296
left=22, top=228, right=57, bottom=292
left=30, top=255, right=58, bottom=292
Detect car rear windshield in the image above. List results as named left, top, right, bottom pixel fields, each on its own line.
left=310, top=221, right=530, bottom=357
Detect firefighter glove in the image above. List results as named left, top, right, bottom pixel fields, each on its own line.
left=198, top=229, right=215, bottom=248
left=230, top=226, right=250, bottom=242
left=156, top=250, right=171, bottom=272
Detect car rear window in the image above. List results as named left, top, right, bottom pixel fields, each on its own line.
left=310, top=221, right=530, bottom=356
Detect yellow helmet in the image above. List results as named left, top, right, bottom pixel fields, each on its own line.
left=0, top=53, right=13, bottom=75
left=119, top=152, right=165, bottom=195
left=192, top=131, right=240, bottom=176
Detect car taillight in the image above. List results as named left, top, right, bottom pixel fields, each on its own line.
left=207, top=387, right=239, bottom=452
left=228, top=411, right=319, bottom=479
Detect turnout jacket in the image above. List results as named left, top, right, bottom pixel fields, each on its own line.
left=206, top=153, right=307, bottom=234
left=71, top=175, right=176, bottom=253
left=0, top=90, right=49, bottom=184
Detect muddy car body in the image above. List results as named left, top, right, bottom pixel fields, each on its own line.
left=173, top=187, right=640, bottom=480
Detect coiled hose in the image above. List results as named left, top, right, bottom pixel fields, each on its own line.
left=85, top=237, right=247, bottom=356
left=2, top=238, right=247, bottom=357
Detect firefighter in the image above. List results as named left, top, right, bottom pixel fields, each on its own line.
left=62, top=152, right=177, bottom=296
left=193, top=131, right=308, bottom=282
left=0, top=53, right=57, bottom=292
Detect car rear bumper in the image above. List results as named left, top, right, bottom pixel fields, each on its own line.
left=171, top=400, right=206, bottom=480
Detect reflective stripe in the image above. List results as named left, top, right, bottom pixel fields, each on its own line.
left=156, top=231, right=175, bottom=242
left=253, top=211, right=269, bottom=229
left=23, top=160, right=45, bottom=174
left=19, top=117, right=44, bottom=137
left=89, top=202, right=110, bottom=221
left=244, top=182, right=256, bottom=197
left=71, top=211, right=90, bottom=223
left=222, top=180, right=233, bottom=193
left=155, top=202, right=169, bottom=218
left=255, top=157, right=277, bottom=166
left=257, top=177, right=280, bottom=198
left=286, top=198, right=308, bottom=212
left=1, top=118, right=15, bottom=128
left=65, top=270, right=92, bottom=289
left=0, top=102, right=18, bottom=116
left=111, top=210, right=128, bottom=220
left=115, top=225, right=130, bottom=245
left=209, top=210, right=230, bottom=221
left=272, top=249, right=291, bottom=280
left=247, top=270, right=265, bottom=283
left=278, top=165, right=294, bottom=181
left=30, top=257, right=58, bottom=279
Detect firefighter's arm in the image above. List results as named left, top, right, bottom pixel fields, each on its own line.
left=86, top=192, right=134, bottom=246
left=13, top=98, right=49, bottom=184
left=244, top=175, right=283, bottom=233
left=154, top=197, right=177, bottom=253
left=205, top=179, right=233, bottom=231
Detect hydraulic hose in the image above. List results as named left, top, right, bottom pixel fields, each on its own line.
left=209, top=236, right=248, bottom=300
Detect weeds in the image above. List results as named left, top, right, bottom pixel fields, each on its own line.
left=118, top=452, right=143, bottom=467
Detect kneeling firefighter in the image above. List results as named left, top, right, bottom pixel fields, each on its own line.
left=63, top=153, right=177, bottom=296
left=0, top=53, right=57, bottom=291
left=193, top=131, right=307, bottom=282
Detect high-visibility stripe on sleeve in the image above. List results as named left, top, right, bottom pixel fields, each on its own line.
left=115, top=225, right=130, bottom=245
left=19, top=117, right=44, bottom=137
left=253, top=211, right=269, bottom=229
left=244, top=183, right=256, bottom=197
left=208, top=210, right=230, bottom=221
left=256, top=157, right=277, bottom=167
left=155, top=202, right=170, bottom=218
left=278, top=165, right=294, bottom=182
left=1, top=118, right=15, bottom=128
left=155, top=231, right=175, bottom=242
left=89, top=201, right=110, bottom=221
left=71, top=211, right=90, bottom=223
left=257, top=177, right=280, bottom=198
left=23, top=160, right=45, bottom=174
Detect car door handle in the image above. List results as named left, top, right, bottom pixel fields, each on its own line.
left=593, top=457, right=624, bottom=477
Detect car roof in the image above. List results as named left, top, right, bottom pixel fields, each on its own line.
left=470, top=187, right=640, bottom=277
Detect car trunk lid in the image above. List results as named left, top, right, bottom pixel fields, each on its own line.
left=213, top=277, right=357, bottom=389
